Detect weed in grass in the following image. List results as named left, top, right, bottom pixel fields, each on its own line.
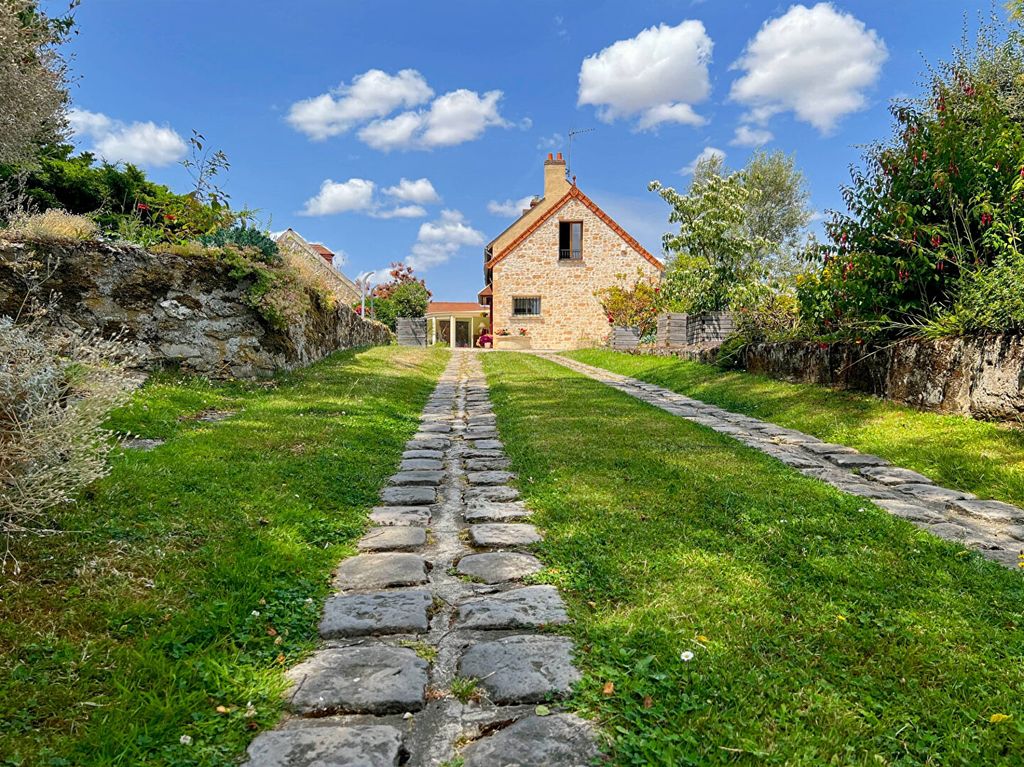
left=399, top=640, right=438, bottom=663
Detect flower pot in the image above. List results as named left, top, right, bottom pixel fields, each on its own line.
left=495, top=335, right=532, bottom=350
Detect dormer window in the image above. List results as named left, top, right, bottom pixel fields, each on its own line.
left=559, top=221, right=582, bottom=260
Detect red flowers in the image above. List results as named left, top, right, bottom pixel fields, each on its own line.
left=930, top=234, right=942, bottom=248
left=980, top=212, right=992, bottom=227
left=136, top=202, right=149, bottom=211
left=164, top=213, right=177, bottom=221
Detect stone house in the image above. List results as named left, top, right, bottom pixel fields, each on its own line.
left=479, top=152, right=664, bottom=350
left=274, top=228, right=360, bottom=304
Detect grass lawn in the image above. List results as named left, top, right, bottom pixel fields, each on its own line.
left=568, top=349, right=1024, bottom=510
left=482, top=351, right=1024, bottom=766
left=0, top=345, right=448, bottom=767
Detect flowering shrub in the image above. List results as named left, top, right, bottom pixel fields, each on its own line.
left=802, top=18, right=1024, bottom=338
left=595, top=270, right=661, bottom=338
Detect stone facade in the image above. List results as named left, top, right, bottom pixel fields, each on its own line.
left=0, top=237, right=390, bottom=378
left=484, top=154, right=663, bottom=350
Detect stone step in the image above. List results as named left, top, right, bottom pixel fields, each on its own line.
left=335, top=553, right=428, bottom=590
left=358, top=526, right=427, bottom=551
left=469, top=523, right=541, bottom=548
left=465, top=457, right=511, bottom=471
left=457, top=552, right=544, bottom=584
left=406, top=437, right=450, bottom=451
left=244, top=725, right=405, bottom=767
left=471, top=439, right=504, bottom=451
left=899, top=484, right=975, bottom=503
left=460, top=714, right=599, bottom=767
left=458, top=635, right=579, bottom=704
left=287, top=646, right=427, bottom=715
left=370, top=506, right=431, bottom=527
left=403, top=449, right=444, bottom=460
left=418, top=422, right=452, bottom=433
left=859, top=466, right=934, bottom=485
left=320, top=590, right=432, bottom=638
left=456, top=585, right=568, bottom=630
left=400, top=458, right=444, bottom=471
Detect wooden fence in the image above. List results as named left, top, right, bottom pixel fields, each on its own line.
left=656, top=312, right=736, bottom=347
left=396, top=317, right=426, bottom=346
left=610, top=326, right=641, bottom=351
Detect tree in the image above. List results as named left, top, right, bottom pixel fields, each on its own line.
left=0, top=1, right=74, bottom=168
left=650, top=158, right=768, bottom=313
left=365, top=263, right=431, bottom=330
left=741, top=151, right=812, bottom=281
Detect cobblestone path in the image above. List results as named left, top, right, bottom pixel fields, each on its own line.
left=543, top=353, right=1024, bottom=570
left=244, top=351, right=598, bottom=766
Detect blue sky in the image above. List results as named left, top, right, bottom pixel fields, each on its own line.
left=56, top=1, right=987, bottom=299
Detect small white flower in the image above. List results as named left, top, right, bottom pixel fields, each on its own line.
left=251, top=610, right=261, bottom=617
left=179, top=735, right=193, bottom=746
left=680, top=651, right=695, bottom=662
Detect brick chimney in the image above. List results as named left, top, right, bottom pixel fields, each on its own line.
left=543, top=152, right=569, bottom=200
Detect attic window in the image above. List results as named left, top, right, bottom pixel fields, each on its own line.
left=558, top=221, right=582, bottom=260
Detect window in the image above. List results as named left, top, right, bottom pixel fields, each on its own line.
left=558, top=221, right=583, bottom=260
left=512, top=297, right=541, bottom=316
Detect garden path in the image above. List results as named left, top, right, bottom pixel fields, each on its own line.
left=243, top=351, right=598, bottom=767
left=542, top=353, right=1023, bottom=570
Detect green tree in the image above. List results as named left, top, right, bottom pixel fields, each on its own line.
left=650, top=158, right=768, bottom=313
left=741, top=150, right=812, bottom=282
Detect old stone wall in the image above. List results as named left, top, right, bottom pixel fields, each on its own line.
left=740, top=336, right=1024, bottom=421
left=0, top=238, right=391, bottom=378
left=491, top=197, right=662, bottom=350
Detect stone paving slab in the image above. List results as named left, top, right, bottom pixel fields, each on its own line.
left=335, top=553, right=428, bottom=590
left=471, top=439, right=504, bottom=450
left=859, top=466, right=934, bottom=485
left=457, top=552, right=544, bottom=583
left=469, top=523, right=542, bottom=548
left=951, top=498, right=1024, bottom=524
left=460, top=714, right=599, bottom=767
left=358, top=526, right=427, bottom=551
left=465, top=457, right=511, bottom=471
left=403, top=449, right=444, bottom=460
left=389, top=470, right=445, bottom=486
left=458, top=635, right=580, bottom=704
left=370, top=506, right=432, bottom=527
left=406, top=437, right=450, bottom=451
left=320, top=590, right=432, bottom=637
left=456, top=585, right=568, bottom=630
left=464, top=501, right=532, bottom=523
left=465, top=486, right=520, bottom=503
left=467, top=470, right=516, bottom=485
left=288, top=646, right=428, bottom=715
left=380, top=486, right=437, bottom=505
left=400, top=458, right=444, bottom=471
left=244, top=725, right=406, bottom=767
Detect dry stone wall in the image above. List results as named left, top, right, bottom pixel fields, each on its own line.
left=0, top=237, right=390, bottom=378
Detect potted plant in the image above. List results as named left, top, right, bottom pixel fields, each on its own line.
left=495, top=327, right=532, bottom=350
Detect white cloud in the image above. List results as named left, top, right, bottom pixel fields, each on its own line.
left=373, top=204, right=428, bottom=219
left=578, top=20, right=713, bottom=131
left=730, top=3, right=887, bottom=134
left=407, top=209, right=485, bottom=271
left=383, top=177, right=440, bottom=204
left=487, top=196, right=534, bottom=217
left=68, top=108, right=187, bottom=167
left=287, top=69, right=433, bottom=140
left=537, top=132, right=564, bottom=150
left=362, top=89, right=508, bottom=151
left=301, top=178, right=376, bottom=216
left=731, top=124, right=774, bottom=147
left=680, top=146, right=725, bottom=175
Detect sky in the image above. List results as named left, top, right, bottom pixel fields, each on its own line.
left=53, top=0, right=992, bottom=300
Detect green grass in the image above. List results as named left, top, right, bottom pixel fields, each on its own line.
left=568, top=349, right=1024, bottom=509
left=0, top=346, right=448, bottom=767
left=482, top=351, right=1024, bottom=766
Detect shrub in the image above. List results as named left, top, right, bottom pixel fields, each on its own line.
left=595, top=270, right=660, bottom=339
left=6, top=208, right=98, bottom=241
left=199, top=225, right=280, bottom=265
left=0, top=314, right=137, bottom=557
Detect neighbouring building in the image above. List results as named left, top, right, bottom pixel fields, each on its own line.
left=274, top=228, right=360, bottom=304
left=478, top=152, right=664, bottom=350
left=425, top=301, right=490, bottom=348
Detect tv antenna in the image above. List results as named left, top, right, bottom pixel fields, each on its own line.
left=566, top=127, right=594, bottom=181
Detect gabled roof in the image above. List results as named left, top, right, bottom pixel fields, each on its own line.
left=485, top=185, right=664, bottom=271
